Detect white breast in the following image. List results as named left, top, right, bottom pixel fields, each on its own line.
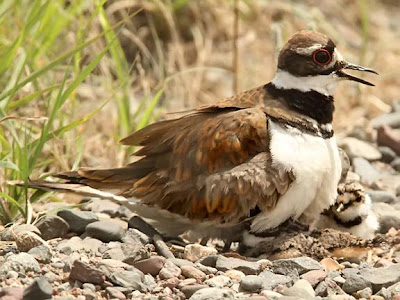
left=251, top=120, right=342, bottom=232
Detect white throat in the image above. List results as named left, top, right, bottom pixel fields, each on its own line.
left=271, top=69, right=339, bottom=96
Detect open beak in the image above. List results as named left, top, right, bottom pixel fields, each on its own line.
left=336, top=203, right=345, bottom=212
left=335, top=62, right=378, bottom=86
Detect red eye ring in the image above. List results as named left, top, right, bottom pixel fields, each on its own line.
left=312, top=49, right=332, bottom=65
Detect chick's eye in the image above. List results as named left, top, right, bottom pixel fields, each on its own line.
left=313, top=49, right=332, bottom=65
left=355, top=196, right=362, bottom=202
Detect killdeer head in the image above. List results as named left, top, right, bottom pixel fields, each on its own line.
left=334, top=181, right=370, bottom=220
left=272, top=30, right=378, bottom=96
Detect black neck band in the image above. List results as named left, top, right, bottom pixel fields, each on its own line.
left=265, top=83, right=335, bottom=124
left=334, top=215, right=363, bottom=228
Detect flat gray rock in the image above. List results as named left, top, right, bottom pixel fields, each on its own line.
left=372, top=202, right=400, bottom=233
left=340, top=137, right=382, bottom=160
left=342, top=274, right=372, bottom=294
left=367, top=190, right=396, bottom=204
left=371, top=112, right=400, bottom=129
left=270, top=257, right=323, bottom=276
left=215, top=256, right=261, bottom=275
left=259, top=270, right=293, bottom=290
left=109, top=269, right=146, bottom=292
left=85, top=220, right=125, bottom=242
left=28, top=245, right=52, bottom=263
left=352, top=157, right=382, bottom=185
left=57, top=210, right=98, bottom=234
left=189, top=287, right=234, bottom=300
left=359, top=264, right=400, bottom=293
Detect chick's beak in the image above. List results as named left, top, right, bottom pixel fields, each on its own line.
left=335, top=61, right=378, bottom=86
left=336, top=203, right=345, bottom=212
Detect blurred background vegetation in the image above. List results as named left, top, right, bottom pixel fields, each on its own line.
left=0, top=0, right=399, bottom=224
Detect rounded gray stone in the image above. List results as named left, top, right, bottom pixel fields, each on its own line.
left=85, top=220, right=125, bottom=242
left=368, top=190, right=396, bottom=204
left=189, top=287, right=234, bottom=300
left=379, top=146, right=397, bottom=164
left=0, top=253, right=40, bottom=275
left=271, top=257, right=323, bottom=276
left=57, top=209, right=98, bottom=234
left=240, top=275, right=263, bottom=292
left=342, top=274, right=371, bottom=294
left=35, top=215, right=69, bottom=240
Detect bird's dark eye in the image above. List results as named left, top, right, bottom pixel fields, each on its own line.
left=312, top=49, right=332, bottom=65
left=355, top=196, right=362, bottom=202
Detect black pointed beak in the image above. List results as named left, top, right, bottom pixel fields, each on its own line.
left=335, top=62, right=378, bottom=86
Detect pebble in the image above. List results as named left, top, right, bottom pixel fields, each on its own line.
left=260, top=290, right=284, bottom=298
left=320, top=258, right=342, bottom=272
left=300, top=269, right=327, bottom=287
left=359, top=263, right=400, bottom=293
left=392, top=157, right=400, bottom=172
left=109, top=269, right=146, bottom=292
left=225, top=269, right=246, bottom=281
left=121, top=228, right=151, bottom=245
left=0, top=287, right=24, bottom=300
left=105, top=286, right=126, bottom=300
left=355, top=287, right=373, bottom=299
left=282, top=279, right=315, bottom=299
left=271, top=257, right=323, bottom=276
left=159, top=260, right=182, bottom=279
left=239, top=275, right=264, bottom=292
left=84, top=199, right=121, bottom=217
left=132, top=256, right=165, bottom=276
left=340, top=137, right=382, bottom=160
left=23, top=277, right=53, bottom=300
left=198, top=255, right=219, bottom=267
left=379, top=146, right=397, bottom=164
left=352, top=157, right=382, bottom=184
left=85, top=220, right=125, bottom=242
left=181, top=265, right=207, bottom=281
left=35, top=215, right=70, bottom=240
left=69, top=260, right=105, bottom=285
left=57, top=210, right=98, bottom=234
left=121, top=243, right=150, bottom=264
left=204, top=275, right=231, bottom=288
left=183, top=244, right=218, bottom=262
left=0, top=253, right=40, bottom=275
left=181, top=284, right=208, bottom=298
left=368, top=190, right=396, bottom=203
left=215, top=256, right=261, bottom=275
left=342, top=274, right=372, bottom=294
left=28, top=244, right=52, bottom=263
left=372, top=202, right=400, bottom=233
left=371, top=112, right=400, bottom=129
left=189, top=287, right=234, bottom=300
left=15, top=231, right=48, bottom=252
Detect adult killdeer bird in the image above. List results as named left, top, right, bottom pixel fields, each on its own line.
left=25, top=31, right=377, bottom=247
left=317, top=181, right=379, bottom=240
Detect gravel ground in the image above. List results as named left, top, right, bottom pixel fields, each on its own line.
left=1, top=104, right=400, bottom=300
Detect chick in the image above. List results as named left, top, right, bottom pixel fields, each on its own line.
left=317, top=181, right=379, bottom=239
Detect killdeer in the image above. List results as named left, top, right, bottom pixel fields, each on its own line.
left=25, top=31, right=377, bottom=248
left=316, top=181, right=379, bottom=240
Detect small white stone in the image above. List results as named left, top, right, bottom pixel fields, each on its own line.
left=183, top=244, right=217, bottom=262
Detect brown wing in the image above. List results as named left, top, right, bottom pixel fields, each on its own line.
left=73, top=106, right=293, bottom=224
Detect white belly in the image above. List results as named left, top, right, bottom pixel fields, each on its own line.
left=251, top=120, right=342, bottom=232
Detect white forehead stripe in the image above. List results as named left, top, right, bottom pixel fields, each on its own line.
left=294, top=44, right=323, bottom=55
